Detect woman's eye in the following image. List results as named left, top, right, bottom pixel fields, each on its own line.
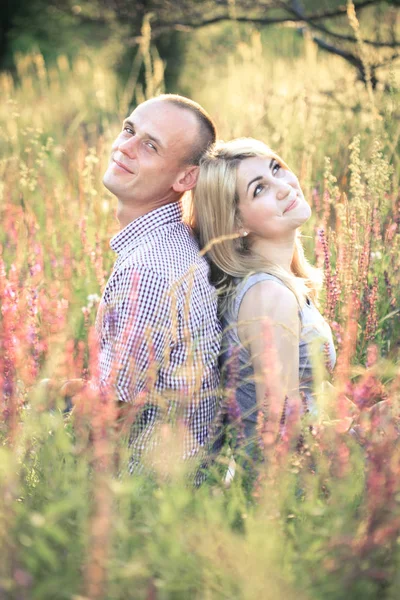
left=272, top=161, right=281, bottom=175
left=253, top=183, right=264, bottom=197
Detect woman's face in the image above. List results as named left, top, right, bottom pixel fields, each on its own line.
left=236, top=155, right=311, bottom=240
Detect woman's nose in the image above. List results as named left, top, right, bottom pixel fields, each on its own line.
left=276, top=182, right=292, bottom=200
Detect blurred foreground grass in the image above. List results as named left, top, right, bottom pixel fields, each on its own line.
left=1, top=32, right=400, bottom=599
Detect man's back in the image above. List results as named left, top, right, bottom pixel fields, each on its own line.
left=97, top=202, right=221, bottom=468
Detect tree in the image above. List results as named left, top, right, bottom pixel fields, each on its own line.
left=1, top=0, right=399, bottom=88
left=142, top=0, right=399, bottom=87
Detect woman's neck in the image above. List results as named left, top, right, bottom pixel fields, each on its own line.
left=251, top=234, right=296, bottom=274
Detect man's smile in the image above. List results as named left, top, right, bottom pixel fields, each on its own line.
left=112, top=158, right=134, bottom=174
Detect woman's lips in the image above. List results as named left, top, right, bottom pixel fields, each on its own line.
left=284, top=198, right=298, bottom=213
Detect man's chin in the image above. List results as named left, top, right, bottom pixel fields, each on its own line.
left=102, top=171, right=117, bottom=195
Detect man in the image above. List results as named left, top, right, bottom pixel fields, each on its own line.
left=97, top=94, right=221, bottom=473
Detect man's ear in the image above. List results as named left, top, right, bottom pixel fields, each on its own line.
left=172, top=166, right=199, bottom=193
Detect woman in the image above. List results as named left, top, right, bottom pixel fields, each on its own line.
left=192, top=138, right=336, bottom=450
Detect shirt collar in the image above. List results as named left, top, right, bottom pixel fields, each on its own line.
left=110, top=201, right=183, bottom=258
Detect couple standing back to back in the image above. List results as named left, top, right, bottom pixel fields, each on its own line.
left=95, top=93, right=336, bottom=472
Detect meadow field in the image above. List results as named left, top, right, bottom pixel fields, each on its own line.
left=1, top=19, right=400, bottom=600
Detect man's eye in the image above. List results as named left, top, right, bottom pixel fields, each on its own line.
left=123, top=126, right=134, bottom=134
left=145, top=141, right=157, bottom=151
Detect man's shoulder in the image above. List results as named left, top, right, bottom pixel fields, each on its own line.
left=119, top=222, right=209, bottom=283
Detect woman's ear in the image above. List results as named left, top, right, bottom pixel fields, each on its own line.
left=237, top=227, right=249, bottom=238
left=173, top=166, right=199, bottom=193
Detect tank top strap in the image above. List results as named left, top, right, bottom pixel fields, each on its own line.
left=233, top=272, right=288, bottom=321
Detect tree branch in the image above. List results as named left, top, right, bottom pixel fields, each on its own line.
left=309, top=34, right=400, bottom=85
left=151, top=15, right=290, bottom=38
left=311, top=35, right=363, bottom=69
left=151, top=0, right=383, bottom=38
left=292, top=0, right=382, bottom=21
left=281, top=0, right=400, bottom=48
left=376, top=51, right=400, bottom=68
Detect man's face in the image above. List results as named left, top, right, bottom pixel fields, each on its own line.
left=103, top=99, right=199, bottom=208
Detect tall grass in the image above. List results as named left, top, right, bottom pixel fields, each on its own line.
left=0, top=29, right=400, bottom=599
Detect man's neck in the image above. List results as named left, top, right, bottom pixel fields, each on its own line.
left=116, top=196, right=179, bottom=230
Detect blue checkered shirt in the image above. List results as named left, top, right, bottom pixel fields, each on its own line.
left=96, top=201, right=221, bottom=469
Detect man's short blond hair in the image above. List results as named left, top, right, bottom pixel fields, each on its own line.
left=154, top=94, right=217, bottom=166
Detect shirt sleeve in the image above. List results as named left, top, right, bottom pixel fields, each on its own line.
left=99, top=264, right=174, bottom=403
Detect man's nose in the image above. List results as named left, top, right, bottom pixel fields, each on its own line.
left=118, top=134, right=139, bottom=158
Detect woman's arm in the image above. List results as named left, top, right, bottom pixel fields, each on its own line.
left=237, top=280, right=300, bottom=420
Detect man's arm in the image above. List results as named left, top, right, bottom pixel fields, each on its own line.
left=99, top=264, right=174, bottom=404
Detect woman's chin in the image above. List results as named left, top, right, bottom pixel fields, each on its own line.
left=298, top=202, right=312, bottom=224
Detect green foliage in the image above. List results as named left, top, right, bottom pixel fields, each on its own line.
left=0, top=26, right=400, bottom=600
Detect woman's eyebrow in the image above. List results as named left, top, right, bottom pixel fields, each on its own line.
left=246, top=175, right=263, bottom=193
left=246, top=158, right=277, bottom=192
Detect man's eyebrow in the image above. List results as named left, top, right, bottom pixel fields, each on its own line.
left=122, top=119, right=164, bottom=148
left=247, top=175, right=263, bottom=192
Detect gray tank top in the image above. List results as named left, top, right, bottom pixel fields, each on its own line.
left=220, top=273, right=336, bottom=440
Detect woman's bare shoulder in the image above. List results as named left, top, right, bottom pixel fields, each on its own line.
left=239, top=278, right=298, bottom=322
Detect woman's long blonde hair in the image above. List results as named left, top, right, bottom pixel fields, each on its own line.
left=190, top=138, right=322, bottom=310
